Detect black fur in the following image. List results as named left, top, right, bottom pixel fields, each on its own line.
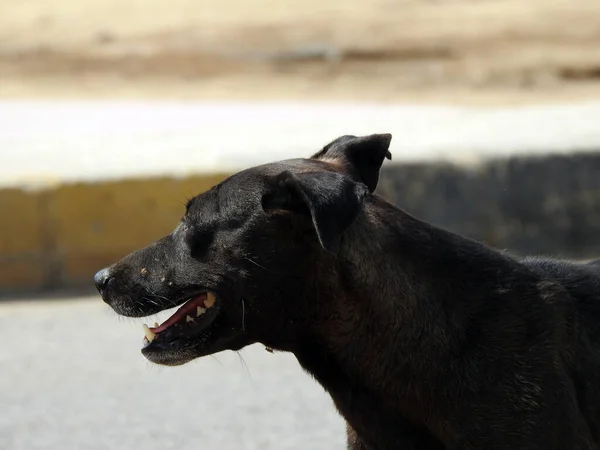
left=95, top=134, right=600, bottom=449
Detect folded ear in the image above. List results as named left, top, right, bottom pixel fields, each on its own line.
left=311, top=133, right=392, bottom=192
left=261, top=170, right=369, bottom=254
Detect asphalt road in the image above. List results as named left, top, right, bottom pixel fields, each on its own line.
left=0, top=295, right=346, bottom=450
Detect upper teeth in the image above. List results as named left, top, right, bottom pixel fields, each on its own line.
left=205, top=292, right=216, bottom=308
left=143, top=324, right=156, bottom=342
left=141, top=294, right=216, bottom=345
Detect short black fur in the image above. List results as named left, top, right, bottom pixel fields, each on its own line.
left=96, top=134, right=600, bottom=450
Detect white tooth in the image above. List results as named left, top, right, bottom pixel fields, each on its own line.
left=205, top=292, right=216, bottom=308
left=143, top=324, right=156, bottom=342
left=154, top=322, right=159, bottom=328
left=196, top=306, right=206, bottom=317
left=186, top=315, right=194, bottom=323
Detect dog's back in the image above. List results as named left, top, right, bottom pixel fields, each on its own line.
left=522, top=256, right=600, bottom=443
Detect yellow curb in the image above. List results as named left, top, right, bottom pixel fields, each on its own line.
left=0, top=188, right=46, bottom=289
left=0, top=173, right=230, bottom=292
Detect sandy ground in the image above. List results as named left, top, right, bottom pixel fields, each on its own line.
left=2, top=0, right=600, bottom=104
left=0, top=295, right=346, bottom=450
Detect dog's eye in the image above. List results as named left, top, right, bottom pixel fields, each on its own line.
left=187, top=228, right=215, bottom=260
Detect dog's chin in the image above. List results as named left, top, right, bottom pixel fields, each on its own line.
left=142, top=334, right=248, bottom=366
left=142, top=342, right=218, bottom=366
left=141, top=322, right=227, bottom=366
left=141, top=324, right=250, bottom=366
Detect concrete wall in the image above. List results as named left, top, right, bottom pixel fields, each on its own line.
left=379, top=151, right=600, bottom=259
left=0, top=174, right=228, bottom=293
left=3, top=151, right=600, bottom=294
left=3, top=101, right=600, bottom=294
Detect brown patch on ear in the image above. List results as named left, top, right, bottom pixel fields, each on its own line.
left=311, top=134, right=392, bottom=192
left=316, top=156, right=345, bottom=167
left=312, top=135, right=357, bottom=160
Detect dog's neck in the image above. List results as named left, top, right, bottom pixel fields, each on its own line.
left=292, top=195, right=520, bottom=442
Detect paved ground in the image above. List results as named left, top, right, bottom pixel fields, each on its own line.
left=3, top=100, right=600, bottom=188
left=0, top=295, right=346, bottom=450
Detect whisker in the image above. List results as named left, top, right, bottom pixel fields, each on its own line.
left=142, top=288, right=182, bottom=309
left=237, top=351, right=252, bottom=381
left=241, top=298, right=246, bottom=331
left=244, top=256, right=270, bottom=272
left=144, top=288, right=176, bottom=304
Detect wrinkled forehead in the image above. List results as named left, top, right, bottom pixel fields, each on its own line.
left=187, top=158, right=336, bottom=214
left=219, top=158, right=337, bottom=193
left=240, top=157, right=337, bottom=178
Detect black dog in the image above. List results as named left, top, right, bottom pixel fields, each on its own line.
left=95, top=134, right=600, bottom=449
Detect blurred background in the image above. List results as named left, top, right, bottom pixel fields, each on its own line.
left=2, top=0, right=600, bottom=449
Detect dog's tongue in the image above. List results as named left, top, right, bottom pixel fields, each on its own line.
left=149, top=293, right=208, bottom=334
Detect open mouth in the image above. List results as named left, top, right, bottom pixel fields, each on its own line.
left=141, top=292, right=219, bottom=354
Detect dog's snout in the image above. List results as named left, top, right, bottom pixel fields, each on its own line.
left=94, top=267, right=112, bottom=295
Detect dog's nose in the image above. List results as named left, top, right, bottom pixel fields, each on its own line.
left=94, top=268, right=112, bottom=294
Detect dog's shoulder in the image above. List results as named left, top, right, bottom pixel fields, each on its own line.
left=521, top=255, right=579, bottom=276
left=521, top=255, right=599, bottom=278
left=520, top=255, right=600, bottom=301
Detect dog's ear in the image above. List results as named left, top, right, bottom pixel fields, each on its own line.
left=311, top=133, right=392, bottom=192
left=261, top=170, right=369, bottom=253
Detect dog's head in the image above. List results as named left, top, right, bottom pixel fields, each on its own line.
left=95, top=134, right=392, bottom=365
